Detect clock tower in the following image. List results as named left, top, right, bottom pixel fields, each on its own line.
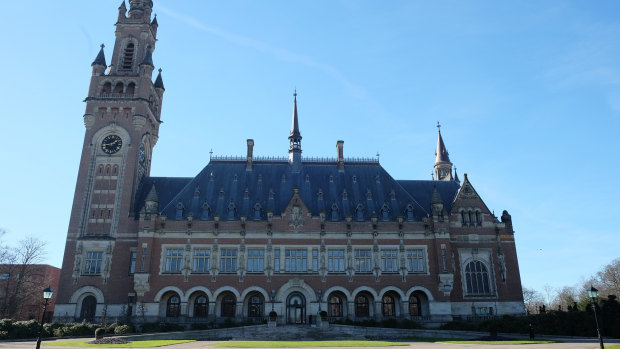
left=56, top=0, right=164, bottom=311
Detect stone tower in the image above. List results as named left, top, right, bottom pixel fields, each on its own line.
left=55, top=0, right=164, bottom=317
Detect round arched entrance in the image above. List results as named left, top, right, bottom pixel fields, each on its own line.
left=286, top=292, right=306, bottom=324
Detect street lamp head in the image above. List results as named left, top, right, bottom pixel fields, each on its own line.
left=43, top=286, right=54, bottom=300
left=588, top=286, right=598, bottom=300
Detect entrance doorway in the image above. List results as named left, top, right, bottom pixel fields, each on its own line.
left=286, top=292, right=306, bottom=324
left=80, top=295, right=97, bottom=322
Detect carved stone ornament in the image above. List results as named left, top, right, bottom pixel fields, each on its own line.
left=289, top=205, right=304, bottom=230
left=438, top=273, right=454, bottom=296
left=133, top=273, right=150, bottom=296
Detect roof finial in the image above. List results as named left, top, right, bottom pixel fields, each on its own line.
left=100, top=43, right=105, bottom=49
left=437, top=121, right=441, bottom=132
left=209, top=148, right=213, bottom=160
left=376, top=152, right=380, bottom=163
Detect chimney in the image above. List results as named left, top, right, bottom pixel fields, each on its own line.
left=246, top=139, right=254, bottom=171
left=337, top=140, right=344, bottom=171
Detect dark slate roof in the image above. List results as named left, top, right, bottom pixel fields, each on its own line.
left=137, top=159, right=456, bottom=222
left=396, top=180, right=460, bottom=212
left=154, top=69, right=165, bottom=90
left=135, top=176, right=192, bottom=214
left=435, top=130, right=450, bottom=163
left=140, top=47, right=154, bottom=66
left=92, top=45, right=107, bottom=67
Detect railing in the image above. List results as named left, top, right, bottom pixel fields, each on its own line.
left=210, top=155, right=379, bottom=164
left=98, top=92, right=133, bottom=98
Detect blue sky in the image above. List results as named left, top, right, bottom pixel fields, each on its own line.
left=1, top=1, right=619, bottom=295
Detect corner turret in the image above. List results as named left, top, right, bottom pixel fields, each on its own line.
left=91, top=44, right=107, bottom=75
left=434, top=122, right=454, bottom=181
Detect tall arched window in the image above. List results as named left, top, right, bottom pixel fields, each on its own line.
left=221, top=294, right=236, bottom=317
left=409, top=295, right=421, bottom=316
left=382, top=295, right=395, bottom=316
left=355, top=295, right=369, bottom=317
left=113, top=82, right=124, bottom=94
left=194, top=295, right=208, bottom=317
left=247, top=295, right=263, bottom=317
left=122, top=43, right=135, bottom=70
left=465, top=260, right=491, bottom=295
left=328, top=296, right=343, bottom=317
left=166, top=295, right=180, bottom=317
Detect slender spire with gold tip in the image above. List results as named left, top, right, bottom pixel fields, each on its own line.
left=434, top=122, right=454, bottom=181
left=288, top=90, right=302, bottom=171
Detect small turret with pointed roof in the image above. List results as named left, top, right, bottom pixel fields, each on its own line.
left=145, top=184, right=159, bottom=214
left=151, top=14, right=159, bottom=35
left=454, top=167, right=460, bottom=184
left=118, top=0, right=127, bottom=21
left=434, top=122, right=454, bottom=181
left=154, top=68, right=165, bottom=90
left=91, top=44, right=107, bottom=75
left=430, top=185, right=446, bottom=221
left=288, top=90, right=302, bottom=171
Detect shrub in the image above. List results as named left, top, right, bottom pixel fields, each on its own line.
left=400, top=319, right=422, bottom=329
left=114, top=324, right=134, bottom=334
left=190, top=322, right=211, bottom=330
left=95, top=328, right=105, bottom=339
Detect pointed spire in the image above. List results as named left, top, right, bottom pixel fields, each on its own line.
left=119, top=0, right=127, bottom=10
left=91, top=44, right=107, bottom=67
left=431, top=185, right=443, bottom=205
left=289, top=90, right=302, bottom=141
left=140, top=45, right=154, bottom=67
left=435, top=121, right=450, bottom=163
left=154, top=68, right=165, bottom=90
left=146, top=184, right=159, bottom=203
left=454, top=167, right=460, bottom=184
left=151, top=14, right=158, bottom=26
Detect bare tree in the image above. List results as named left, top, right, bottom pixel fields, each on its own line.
left=523, top=287, right=544, bottom=314
left=596, top=258, right=620, bottom=297
left=0, top=236, right=47, bottom=319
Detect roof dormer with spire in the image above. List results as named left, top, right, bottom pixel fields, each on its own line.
left=288, top=90, right=302, bottom=172
left=434, top=122, right=454, bottom=181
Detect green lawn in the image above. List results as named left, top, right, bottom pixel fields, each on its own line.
left=406, top=337, right=557, bottom=344
left=213, top=341, right=405, bottom=348
left=442, top=340, right=557, bottom=344
left=606, top=345, right=620, bottom=349
left=44, top=339, right=195, bottom=347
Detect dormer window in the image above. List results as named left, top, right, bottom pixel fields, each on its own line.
left=406, top=205, right=414, bottom=221
left=227, top=201, right=236, bottom=220
left=356, top=204, right=364, bottom=221
left=253, top=203, right=262, bottom=220
left=175, top=202, right=184, bottom=220
left=331, top=203, right=339, bottom=221
left=381, top=204, right=390, bottom=221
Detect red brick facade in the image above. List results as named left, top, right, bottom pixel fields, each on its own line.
left=54, top=1, right=524, bottom=326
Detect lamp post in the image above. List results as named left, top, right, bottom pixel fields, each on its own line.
left=36, top=286, right=54, bottom=349
left=588, top=286, right=604, bottom=349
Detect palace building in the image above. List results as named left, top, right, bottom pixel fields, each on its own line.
left=54, top=0, right=525, bottom=326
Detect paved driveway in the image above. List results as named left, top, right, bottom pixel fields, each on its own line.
left=0, top=338, right=618, bottom=349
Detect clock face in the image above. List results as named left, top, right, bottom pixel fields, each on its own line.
left=101, top=135, right=122, bottom=154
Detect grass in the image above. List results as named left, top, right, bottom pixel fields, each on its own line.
left=213, top=341, right=405, bottom=347
left=441, top=340, right=558, bottom=344
left=606, top=345, right=620, bottom=349
left=406, top=337, right=557, bottom=344
left=44, top=339, right=195, bottom=347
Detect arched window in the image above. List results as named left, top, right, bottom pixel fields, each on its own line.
left=166, top=295, right=180, bottom=317
left=382, top=295, right=395, bottom=316
left=247, top=295, right=263, bottom=317
left=475, top=211, right=482, bottom=225
left=80, top=295, right=97, bottom=322
left=122, top=43, right=135, bottom=70
left=126, top=82, right=136, bottom=96
left=221, top=294, right=236, bottom=317
left=102, top=82, right=112, bottom=94
left=355, top=295, right=369, bottom=317
left=465, top=260, right=491, bottom=295
left=328, top=296, right=343, bottom=317
left=406, top=205, right=414, bottom=221
left=194, top=295, right=208, bottom=317
left=112, top=165, right=119, bottom=175
left=113, top=82, right=124, bottom=94
left=381, top=204, right=390, bottom=221
left=409, top=295, right=421, bottom=316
